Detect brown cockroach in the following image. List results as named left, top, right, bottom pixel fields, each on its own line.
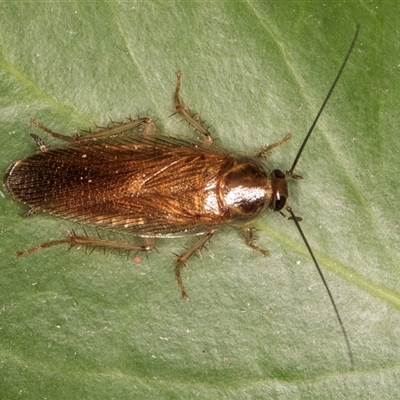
left=3, top=28, right=359, bottom=367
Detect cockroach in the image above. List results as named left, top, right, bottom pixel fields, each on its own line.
left=4, top=27, right=359, bottom=368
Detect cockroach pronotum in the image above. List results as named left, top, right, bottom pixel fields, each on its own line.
left=4, top=27, right=359, bottom=368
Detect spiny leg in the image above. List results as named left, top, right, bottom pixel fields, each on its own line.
left=30, top=133, right=47, bottom=151
left=243, top=227, right=269, bottom=256
left=174, top=71, right=213, bottom=142
left=30, top=117, right=155, bottom=142
left=174, top=231, right=215, bottom=299
left=256, top=134, right=291, bottom=158
left=14, top=230, right=155, bottom=257
left=17, top=206, right=38, bottom=218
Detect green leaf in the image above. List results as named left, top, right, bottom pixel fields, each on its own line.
left=1, top=1, right=400, bottom=398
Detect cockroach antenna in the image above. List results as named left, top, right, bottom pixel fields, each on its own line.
left=287, top=26, right=360, bottom=177
left=285, top=26, right=360, bottom=369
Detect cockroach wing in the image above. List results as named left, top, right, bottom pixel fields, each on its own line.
left=4, top=134, right=250, bottom=237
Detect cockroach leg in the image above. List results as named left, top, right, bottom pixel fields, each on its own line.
left=14, top=230, right=155, bottom=257
left=256, top=134, right=291, bottom=158
left=30, top=117, right=154, bottom=142
left=243, top=227, right=269, bottom=256
left=30, top=133, right=47, bottom=152
left=140, top=118, right=158, bottom=137
left=174, top=264, right=188, bottom=299
left=174, top=70, right=213, bottom=142
left=174, top=231, right=215, bottom=299
left=141, top=237, right=156, bottom=251
left=30, top=118, right=69, bottom=141
left=18, top=208, right=37, bottom=218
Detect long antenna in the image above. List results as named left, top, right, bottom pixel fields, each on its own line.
left=284, top=27, right=360, bottom=369
left=287, top=26, right=359, bottom=176
left=287, top=207, right=354, bottom=369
